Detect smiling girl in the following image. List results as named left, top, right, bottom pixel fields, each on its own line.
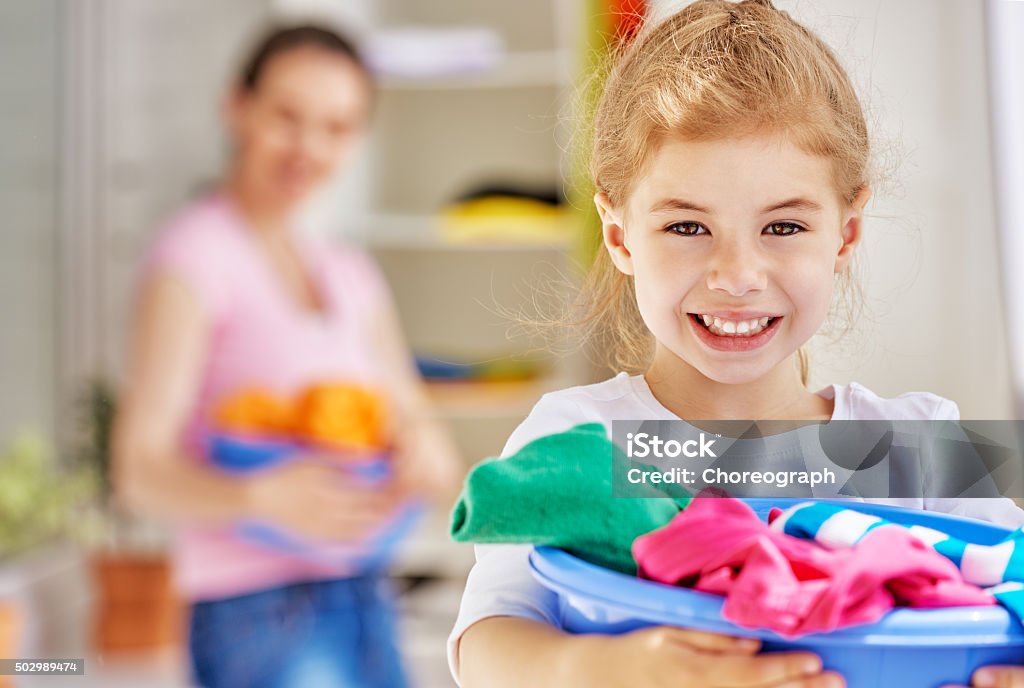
left=448, top=2, right=1024, bottom=687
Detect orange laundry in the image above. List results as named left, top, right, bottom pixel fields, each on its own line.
left=292, top=384, right=387, bottom=450
left=214, top=383, right=388, bottom=451
left=214, top=388, right=293, bottom=435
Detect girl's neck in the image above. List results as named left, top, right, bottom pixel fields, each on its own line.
left=223, top=170, right=291, bottom=237
left=645, top=346, right=832, bottom=421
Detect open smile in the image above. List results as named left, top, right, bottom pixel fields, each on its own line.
left=687, top=313, right=783, bottom=352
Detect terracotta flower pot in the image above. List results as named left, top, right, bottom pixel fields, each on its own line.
left=0, top=601, right=22, bottom=688
left=90, top=552, right=183, bottom=653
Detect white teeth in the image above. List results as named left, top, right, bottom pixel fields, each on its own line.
left=697, top=314, right=776, bottom=337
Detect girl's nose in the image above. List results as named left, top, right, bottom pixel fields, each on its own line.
left=705, top=240, right=768, bottom=296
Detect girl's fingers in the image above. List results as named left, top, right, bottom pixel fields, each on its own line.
left=712, top=651, right=822, bottom=687
left=939, top=667, right=1024, bottom=688
left=971, top=667, right=1024, bottom=688
left=763, top=672, right=845, bottom=688
left=662, top=627, right=761, bottom=654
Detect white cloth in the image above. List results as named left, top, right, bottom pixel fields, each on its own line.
left=447, top=373, right=1024, bottom=683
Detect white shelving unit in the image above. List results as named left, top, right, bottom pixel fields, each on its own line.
left=357, top=0, right=585, bottom=577
left=377, top=49, right=572, bottom=90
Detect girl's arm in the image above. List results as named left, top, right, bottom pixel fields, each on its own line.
left=460, top=616, right=838, bottom=688
left=451, top=546, right=839, bottom=688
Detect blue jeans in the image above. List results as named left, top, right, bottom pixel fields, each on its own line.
left=188, top=576, right=409, bottom=688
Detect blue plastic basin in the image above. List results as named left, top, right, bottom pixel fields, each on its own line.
left=207, top=432, right=421, bottom=570
left=528, top=499, right=1024, bottom=687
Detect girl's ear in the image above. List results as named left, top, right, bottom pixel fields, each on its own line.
left=835, top=186, right=871, bottom=273
left=595, top=191, right=634, bottom=276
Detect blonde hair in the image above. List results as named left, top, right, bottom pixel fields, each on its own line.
left=578, top=0, right=870, bottom=383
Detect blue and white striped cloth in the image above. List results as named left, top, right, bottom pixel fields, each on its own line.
left=769, top=501, right=1024, bottom=619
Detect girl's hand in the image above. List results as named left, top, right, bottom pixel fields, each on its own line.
left=244, top=455, right=403, bottom=542
left=943, top=667, right=1024, bottom=688
left=571, top=626, right=845, bottom=688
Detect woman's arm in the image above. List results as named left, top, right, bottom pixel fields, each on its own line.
left=368, top=286, right=462, bottom=504
left=112, top=273, right=399, bottom=539
left=112, top=272, right=251, bottom=524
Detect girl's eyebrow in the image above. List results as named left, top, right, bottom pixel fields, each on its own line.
left=762, top=197, right=824, bottom=214
left=649, top=197, right=824, bottom=214
left=649, top=198, right=711, bottom=213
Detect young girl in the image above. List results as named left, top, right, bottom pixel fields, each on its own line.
left=449, top=1, right=1024, bottom=687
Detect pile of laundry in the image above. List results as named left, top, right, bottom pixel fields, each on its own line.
left=451, top=423, right=1024, bottom=637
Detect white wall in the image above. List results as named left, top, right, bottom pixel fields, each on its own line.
left=0, top=0, right=60, bottom=442
left=986, top=0, right=1024, bottom=416
left=98, top=0, right=273, bottom=379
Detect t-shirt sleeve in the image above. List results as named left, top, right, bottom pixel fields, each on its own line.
left=922, top=395, right=1024, bottom=527
left=142, top=218, right=233, bottom=321
left=446, top=392, right=607, bottom=684
left=446, top=544, right=560, bottom=685
left=501, top=391, right=607, bottom=457
left=931, top=396, right=960, bottom=422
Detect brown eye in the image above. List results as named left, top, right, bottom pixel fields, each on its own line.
left=765, top=222, right=805, bottom=236
left=665, top=222, right=708, bottom=236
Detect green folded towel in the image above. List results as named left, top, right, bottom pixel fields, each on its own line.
left=450, top=423, right=690, bottom=574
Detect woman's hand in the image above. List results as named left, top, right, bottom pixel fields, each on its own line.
left=244, top=455, right=404, bottom=542
left=568, top=626, right=844, bottom=688
left=388, top=417, right=462, bottom=504
left=944, top=667, right=1024, bottom=688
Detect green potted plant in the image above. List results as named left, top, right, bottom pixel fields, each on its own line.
left=0, top=431, right=96, bottom=681
left=0, top=432, right=96, bottom=556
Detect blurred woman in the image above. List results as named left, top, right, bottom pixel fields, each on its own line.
left=113, top=25, right=461, bottom=688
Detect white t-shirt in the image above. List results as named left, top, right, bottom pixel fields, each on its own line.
left=447, top=373, right=1024, bottom=682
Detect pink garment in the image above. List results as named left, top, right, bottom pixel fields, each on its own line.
left=632, top=498, right=994, bottom=637
left=141, top=193, right=393, bottom=601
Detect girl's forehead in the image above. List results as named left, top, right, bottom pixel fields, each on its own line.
left=629, top=134, right=840, bottom=215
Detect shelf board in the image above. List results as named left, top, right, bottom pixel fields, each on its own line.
left=356, top=214, right=572, bottom=251
left=366, top=237, right=571, bottom=252
left=377, top=50, right=571, bottom=91
left=425, top=379, right=554, bottom=418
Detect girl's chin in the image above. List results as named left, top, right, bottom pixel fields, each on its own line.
left=655, top=345, right=777, bottom=387
left=694, top=362, right=776, bottom=386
